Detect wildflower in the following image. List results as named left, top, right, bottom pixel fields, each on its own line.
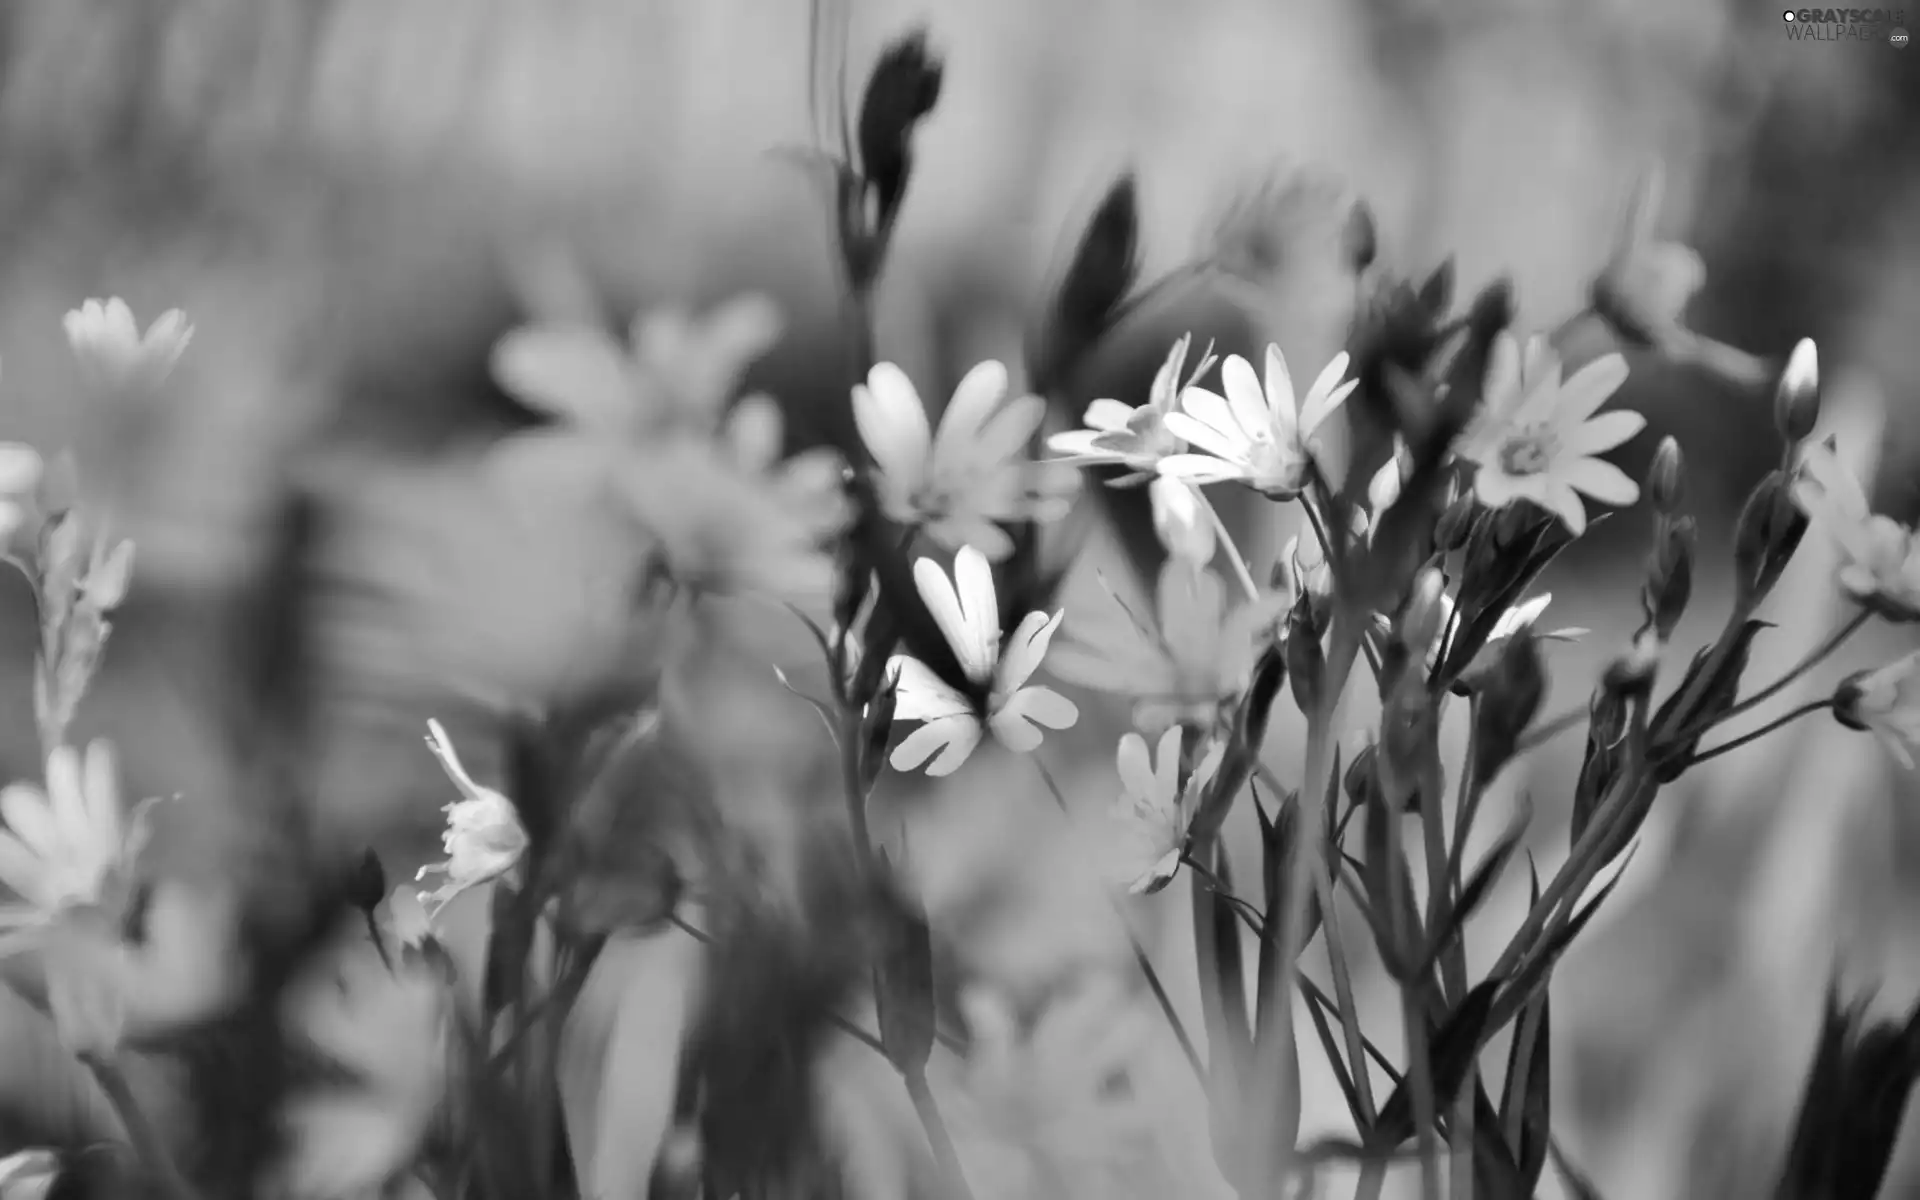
left=0, top=442, right=42, bottom=547
left=62, top=298, right=193, bottom=391
left=491, top=294, right=783, bottom=438
left=1047, top=334, right=1214, bottom=477
left=415, top=721, right=528, bottom=918
left=1048, top=561, right=1290, bottom=735
left=0, top=1149, right=57, bottom=1199
left=0, top=742, right=154, bottom=951
left=623, top=406, right=851, bottom=603
left=854, top=360, right=1075, bottom=559
left=1790, top=439, right=1920, bottom=621
left=1834, top=650, right=1920, bottom=768
left=1108, top=726, right=1226, bottom=895
left=1367, top=436, right=1417, bottom=517
left=1159, top=346, right=1357, bottom=499
left=885, top=547, right=1078, bottom=776
left=1457, top=332, right=1644, bottom=535
left=1147, top=476, right=1214, bottom=567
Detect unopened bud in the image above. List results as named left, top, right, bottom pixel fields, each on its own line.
left=1647, top=436, right=1685, bottom=516
left=1342, top=198, right=1378, bottom=275
left=1031, top=173, right=1140, bottom=395
left=1344, top=743, right=1381, bottom=810
left=1774, top=337, right=1820, bottom=444
left=1396, top=567, right=1448, bottom=654
left=1602, top=628, right=1663, bottom=695
left=1733, top=469, right=1809, bottom=610
left=860, top=665, right=901, bottom=792
left=1642, top=515, right=1695, bottom=642
left=1285, top=592, right=1323, bottom=714
left=1149, top=476, right=1216, bottom=567
left=1472, top=628, right=1546, bottom=783
left=856, top=30, right=943, bottom=234
left=1832, top=669, right=1873, bottom=732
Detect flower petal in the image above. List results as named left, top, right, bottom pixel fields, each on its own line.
left=1115, top=733, right=1156, bottom=802
left=1560, top=456, right=1641, bottom=507
left=1082, top=398, right=1136, bottom=432
left=951, top=546, right=1001, bottom=675
left=892, top=715, right=983, bottom=776
left=988, top=687, right=1078, bottom=750
left=1554, top=354, right=1631, bottom=424
left=0, top=828, right=50, bottom=909
left=1168, top=392, right=1249, bottom=458
left=0, top=785, right=59, bottom=861
left=889, top=656, right=972, bottom=720
left=491, top=325, right=637, bottom=431
left=1541, top=480, right=1590, bottom=536
left=1151, top=725, right=1182, bottom=804
left=997, top=610, right=1063, bottom=692
left=1561, top=410, right=1646, bottom=456
left=1299, top=352, right=1355, bottom=434
left=1156, top=452, right=1248, bottom=485
left=853, top=364, right=933, bottom=489
left=934, top=360, right=1011, bottom=449
left=1262, top=346, right=1299, bottom=436
left=1223, top=355, right=1273, bottom=442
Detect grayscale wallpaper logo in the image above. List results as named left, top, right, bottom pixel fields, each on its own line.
left=1782, top=8, right=1909, bottom=43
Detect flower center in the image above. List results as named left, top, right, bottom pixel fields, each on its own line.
left=1498, top=430, right=1558, bottom=477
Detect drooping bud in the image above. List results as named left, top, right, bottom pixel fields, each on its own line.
left=1395, top=567, right=1448, bottom=655
left=855, top=29, right=943, bottom=239
left=1149, top=476, right=1216, bottom=567
left=1028, top=173, right=1140, bottom=396
left=1733, top=469, right=1809, bottom=611
left=1472, top=628, right=1547, bottom=784
left=1647, top=436, right=1686, bottom=516
left=1774, top=337, right=1821, bottom=445
left=1832, top=669, right=1874, bottom=732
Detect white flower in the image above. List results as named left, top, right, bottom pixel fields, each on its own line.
left=886, top=547, right=1079, bottom=776
left=1791, top=438, right=1920, bottom=621
left=0, top=1148, right=57, bottom=1199
left=1048, top=561, right=1290, bottom=736
left=0, top=742, right=153, bottom=949
left=416, top=720, right=528, bottom=918
left=491, top=293, right=783, bottom=437
left=1158, top=345, right=1356, bottom=499
left=63, top=298, right=193, bottom=391
left=1457, top=333, right=1644, bottom=535
left=1109, top=727, right=1226, bottom=894
left=854, top=360, right=1076, bottom=560
left=1835, top=650, right=1920, bottom=768
left=0, top=441, right=41, bottom=549
left=1047, top=334, right=1214, bottom=476
left=1147, top=476, right=1215, bottom=567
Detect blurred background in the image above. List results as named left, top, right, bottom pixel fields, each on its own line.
left=0, top=0, right=1916, bottom=1196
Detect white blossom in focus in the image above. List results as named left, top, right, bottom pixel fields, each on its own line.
left=416, top=720, right=528, bottom=919
left=1158, top=346, right=1356, bottom=499
left=1108, top=727, right=1226, bottom=895
left=1048, top=334, right=1215, bottom=478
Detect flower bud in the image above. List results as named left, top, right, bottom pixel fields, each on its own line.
left=855, top=29, right=943, bottom=234
left=1832, top=669, right=1874, bottom=732
left=1472, top=627, right=1546, bottom=784
left=1149, top=476, right=1216, bottom=567
left=1395, top=567, right=1447, bottom=654
left=1733, top=469, right=1809, bottom=610
left=1647, top=436, right=1686, bottom=516
left=1641, top=515, right=1695, bottom=642
left=1342, top=197, right=1378, bottom=275
left=1774, top=338, right=1820, bottom=445
left=1285, top=592, right=1323, bottom=715
left=861, top=664, right=901, bottom=793
left=1344, top=743, right=1381, bottom=811
left=1029, top=173, right=1140, bottom=395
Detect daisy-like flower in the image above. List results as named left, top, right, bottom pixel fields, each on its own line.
left=0, top=742, right=155, bottom=952
left=1147, top=475, right=1215, bottom=567
left=1456, top=333, right=1644, bottom=535
left=1157, top=345, right=1357, bottom=499
left=854, top=360, right=1077, bottom=560
left=490, top=293, right=783, bottom=438
left=623, top=401, right=852, bottom=603
left=1048, top=561, right=1290, bottom=735
left=416, top=721, right=529, bottom=919
left=1108, top=727, right=1226, bottom=895
left=0, top=441, right=42, bottom=548
left=1791, top=439, right=1920, bottom=621
left=63, top=298, right=193, bottom=391
left=885, top=547, right=1079, bottom=776
left=1047, top=334, right=1216, bottom=478
left=1834, top=649, right=1920, bottom=768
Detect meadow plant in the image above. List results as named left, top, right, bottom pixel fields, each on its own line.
left=3, top=20, right=1920, bottom=1200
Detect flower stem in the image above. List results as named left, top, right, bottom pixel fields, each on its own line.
left=1195, top=487, right=1263, bottom=604
left=81, top=1052, right=197, bottom=1200
left=1512, top=704, right=1590, bottom=755
left=1669, top=611, right=1866, bottom=745
left=1685, top=700, right=1831, bottom=766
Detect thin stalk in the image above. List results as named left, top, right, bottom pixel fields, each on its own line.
left=1312, top=853, right=1377, bottom=1127
left=1450, top=1079, right=1476, bottom=1200
left=1196, top=486, right=1263, bottom=604
left=1686, top=700, right=1831, bottom=766
left=1419, top=731, right=1463, bottom=1004
left=1667, top=611, right=1866, bottom=746
left=904, top=1067, right=975, bottom=1200
left=1402, top=997, right=1443, bottom=1200
left=82, top=1052, right=197, bottom=1200
left=1032, top=758, right=1205, bottom=1080
left=1300, top=492, right=1384, bottom=683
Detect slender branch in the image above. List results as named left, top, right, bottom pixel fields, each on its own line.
left=904, top=1067, right=975, bottom=1200
left=1685, top=700, right=1831, bottom=767
left=1195, top=486, right=1263, bottom=604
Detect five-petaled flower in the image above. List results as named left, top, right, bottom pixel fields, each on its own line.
left=0, top=741, right=155, bottom=956
left=1047, top=334, right=1215, bottom=480
left=1107, top=726, right=1226, bottom=895
left=416, top=720, right=529, bottom=918
left=63, top=298, right=193, bottom=392
left=1048, top=561, right=1290, bottom=736
left=854, top=360, right=1076, bottom=560
left=1158, top=345, right=1357, bottom=499
left=1791, top=439, right=1920, bottom=622
left=885, top=546, right=1079, bottom=776
left=1457, top=333, right=1644, bottom=535
left=1834, top=650, right=1920, bottom=768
